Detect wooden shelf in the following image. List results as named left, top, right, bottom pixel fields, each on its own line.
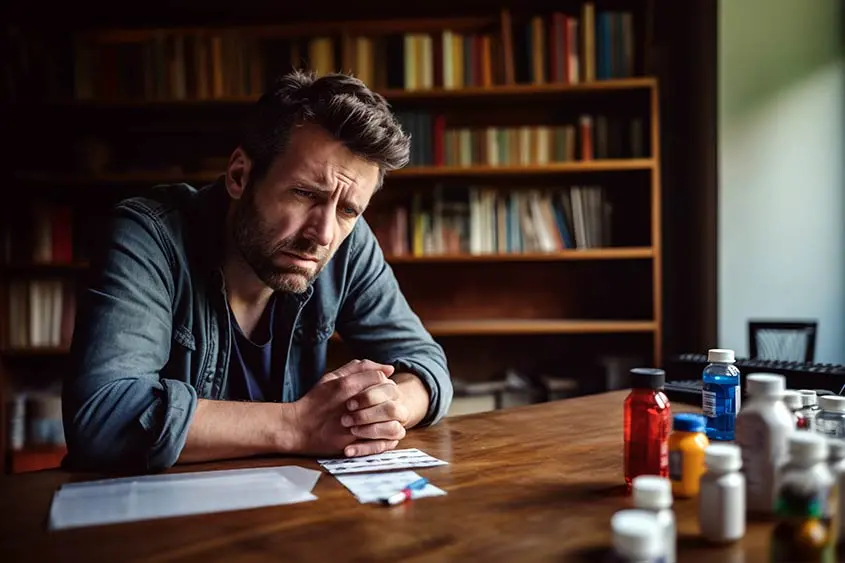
left=393, top=160, right=656, bottom=177
left=333, top=319, right=656, bottom=339
left=15, top=160, right=654, bottom=187
left=9, top=445, right=66, bottom=473
left=1, top=262, right=89, bottom=274
left=424, top=319, right=657, bottom=336
left=386, top=247, right=654, bottom=263
left=1, top=347, right=70, bottom=358
left=26, top=77, right=656, bottom=109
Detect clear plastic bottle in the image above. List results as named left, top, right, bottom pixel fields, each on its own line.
left=783, top=390, right=809, bottom=430
left=632, top=476, right=676, bottom=563
left=702, top=349, right=741, bottom=441
left=611, top=509, right=666, bottom=563
left=734, top=373, right=795, bottom=517
left=815, top=396, right=845, bottom=439
left=624, top=368, right=672, bottom=490
left=698, top=443, right=746, bottom=543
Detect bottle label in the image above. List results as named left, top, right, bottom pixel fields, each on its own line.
left=702, top=390, right=717, bottom=417
left=735, top=385, right=741, bottom=414
left=817, top=418, right=845, bottom=438
left=669, top=450, right=683, bottom=482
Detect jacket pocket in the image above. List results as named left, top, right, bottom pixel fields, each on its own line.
left=293, top=320, right=335, bottom=345
left=173, top=324, right=196, bottom=351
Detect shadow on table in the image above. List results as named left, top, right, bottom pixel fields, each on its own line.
left=569, top=535, right=749, bottom=563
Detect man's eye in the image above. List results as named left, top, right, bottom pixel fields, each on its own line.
left=293, top=188, right=314, bottom=198
left=342, top=207, right=358, bottom=217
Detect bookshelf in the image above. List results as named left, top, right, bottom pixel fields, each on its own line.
left=1, top=1, right=663, bottom=473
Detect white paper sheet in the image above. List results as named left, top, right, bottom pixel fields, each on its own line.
left=317, top=448, right=448, bottom=475
left=48, top=466, right=321, bottom=531
left=335, top=470, right=447, bottom=504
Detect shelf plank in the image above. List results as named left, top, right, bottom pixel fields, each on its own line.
left=423, top=319, right=658, bottom=336
left=22, top=78, right=656, bottom=110
left=382, top=77, right=656, bottom=100
left=386, top=247, right=654, bottom=263
left=0, top=262, right=90, bottom=274
left=10, top=446, right=66, bottom=473
left=1, top=347, right=70, bottom=357
left=392, top=160, right=656, bottom=177
left=15, top=160, right=654, bottom=187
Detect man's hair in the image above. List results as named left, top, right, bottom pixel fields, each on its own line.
left=239, top=69, right=411, bottom=189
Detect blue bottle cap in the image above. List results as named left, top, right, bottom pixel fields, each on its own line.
left=673, top=413, right=706, bottom=433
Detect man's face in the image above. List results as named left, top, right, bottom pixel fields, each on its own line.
left=230, top=124, right=380, bottom=293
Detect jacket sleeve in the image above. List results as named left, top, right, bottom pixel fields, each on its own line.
left=335, top=219, right=453, bottom=427
left=63, top=201, right=198, bottom=472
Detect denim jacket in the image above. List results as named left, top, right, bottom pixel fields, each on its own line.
left=62, top=178, right=453, bottom=472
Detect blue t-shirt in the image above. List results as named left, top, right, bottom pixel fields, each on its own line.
left=228, top=294, right=280, bottom=402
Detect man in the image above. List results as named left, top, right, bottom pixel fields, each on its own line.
left=62, top=70, right=453, bottom=473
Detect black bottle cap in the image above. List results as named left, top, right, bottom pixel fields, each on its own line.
left=630, top=367, right=666, bottom=389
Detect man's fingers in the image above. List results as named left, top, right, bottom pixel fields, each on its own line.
left=346, top=380, right=398, bottom=411
left=343, top=439, right=400, bottom=458
left=342, top=399, right=407, bottom=428
left=328, top=359, right=395, bottom=380
left=333, top=370, right=391, bottom=402
left=349, top=420, right=406, bottom=441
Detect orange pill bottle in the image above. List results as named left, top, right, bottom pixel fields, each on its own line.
left=668, top=413, right=710, bottom=498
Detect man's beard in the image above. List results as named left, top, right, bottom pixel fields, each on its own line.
left=231, top=188, right=329, bottom=293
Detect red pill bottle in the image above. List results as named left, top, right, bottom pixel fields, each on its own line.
left=624, top=367, right=672, bottom=491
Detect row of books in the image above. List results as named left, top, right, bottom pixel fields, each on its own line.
left=396, top=112, right=647, bottom=167
left=371, top=185, right=612, bottom=257
left=68, top=5, right=635, bottom=102
left=5, top=279, right=76, bottom=351
left=2, top=203, right=78, bottom=266
left=6, top=392, right=65, bottom=450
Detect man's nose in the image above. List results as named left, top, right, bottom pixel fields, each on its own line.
left=302, top=204, right=333, bottom=248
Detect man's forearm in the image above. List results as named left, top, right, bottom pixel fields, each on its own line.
left=177, top=399, right=300, bottom=464
left=393, top=372, right=431, bottom=428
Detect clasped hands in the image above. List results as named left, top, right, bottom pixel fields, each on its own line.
left=292, top=359, right=413, bottom=458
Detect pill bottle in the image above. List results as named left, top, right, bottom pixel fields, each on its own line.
left=632, top=475, right=676, bottom=563
left=734, top=373, right=794, bottom=517
left=782, top=390, right=808, bottom=429
left=816, top=395, right=845, bottom=439
left=667, top=413, right=708, bottom=498
left=699, top=443, right=745, bottom=544
left=799, top=390, right=819, bottom=430
left=610, top=509, right=665, bottom=563
left=771, top=432, right=836, bottom=562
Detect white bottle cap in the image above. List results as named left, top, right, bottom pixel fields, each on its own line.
left=707, top=349, right=735, bottom=363
left=783, top=390, right=803, bottom=410
left=611, top=509, right=663, bottom=559
left=631, top=475, right=673, bottom=509
left=819, top=395, right=845, bottom=413
left=789, top=432, right=829, bottom=464
left=799, top=390, right=818, bottom=407
left=746, top=373, right=785, bottom=397
left=828, top=438, right=845, bottom=461
left=705, top=443, right=742, bottom=472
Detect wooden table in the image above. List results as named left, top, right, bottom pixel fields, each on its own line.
left=0, top=391, right=780, bottom=562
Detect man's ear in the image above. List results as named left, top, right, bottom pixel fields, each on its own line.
left=225, top=147, right=251, bottom=200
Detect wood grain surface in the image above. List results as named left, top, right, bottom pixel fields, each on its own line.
left=0, top=391, right=806, bottom=562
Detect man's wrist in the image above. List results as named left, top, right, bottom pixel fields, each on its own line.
left=391, top=372, right=431, bottom=428
left=273, top=401, right=305, bottom=454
